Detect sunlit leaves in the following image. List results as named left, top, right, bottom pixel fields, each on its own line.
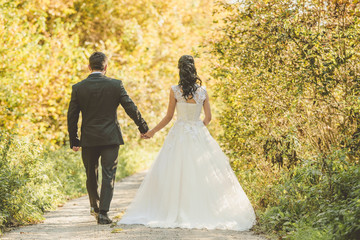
left=208, top=0, right=360, bottom=238
left=0, top=0, right=214, bottom=145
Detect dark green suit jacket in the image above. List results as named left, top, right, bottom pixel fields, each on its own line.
left=67, top=73, right=148, bottom=148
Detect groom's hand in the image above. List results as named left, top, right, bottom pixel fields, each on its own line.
left=143, top=130, right=155, bottom=139
left=72, top=146, right=80, bottom=152
left=141, top=133, right=150, bottom=139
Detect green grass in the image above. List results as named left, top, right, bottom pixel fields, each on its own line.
left=254, top=154, right=360, bottom=240
left=0, top=131, right=159, bottom=234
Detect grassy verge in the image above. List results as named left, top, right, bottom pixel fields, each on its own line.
left=0, top=131, right=158, bottom=234
left=244, top=151, right=360, bottom=240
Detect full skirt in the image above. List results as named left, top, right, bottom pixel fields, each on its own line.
left=118, top=120, right=256, bottom=231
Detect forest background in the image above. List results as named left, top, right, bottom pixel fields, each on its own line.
left=0, top=0, right=359, bottom=239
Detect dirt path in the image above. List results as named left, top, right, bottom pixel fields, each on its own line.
left=2, top=172, right=267, bottom=240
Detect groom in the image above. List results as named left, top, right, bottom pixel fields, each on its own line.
left=67, top=52, right=149, bottom=224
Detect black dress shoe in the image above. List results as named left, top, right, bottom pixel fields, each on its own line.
left=97, top=213, right=112, bottom=224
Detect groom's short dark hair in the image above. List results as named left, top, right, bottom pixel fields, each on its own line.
left=89, top=52, right=108, bottom=71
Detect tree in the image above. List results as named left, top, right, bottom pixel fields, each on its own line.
left=208, top=0, right=360, bottom=238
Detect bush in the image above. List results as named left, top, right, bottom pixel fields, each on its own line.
left=0, top=0, right=214, bottom=145
left=207, top=0, right=360, bottom=239
left=0, top=129, right=159, bottom=234
left=0, top=131, right=86, bottom=233
left=259, top=152, right=360, bottom=239
left=0, top=0, right=211, bottom=233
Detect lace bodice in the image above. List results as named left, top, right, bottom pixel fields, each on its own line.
left=172, top=85, right=207, bottom=104
left=171, top=85, right=207, bottom=122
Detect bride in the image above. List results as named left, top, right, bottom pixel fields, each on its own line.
left=118, top=55, right=256, bottom=231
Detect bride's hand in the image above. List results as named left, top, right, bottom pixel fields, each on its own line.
left=144, top=130, right=155, bottom=139
left=141, top=133, right=149, bottom=139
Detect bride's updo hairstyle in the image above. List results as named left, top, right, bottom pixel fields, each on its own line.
left=178, top=55, right=202, bottom=100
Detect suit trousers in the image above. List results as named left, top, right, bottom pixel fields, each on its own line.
left=81, top=145, right=119, bottom=213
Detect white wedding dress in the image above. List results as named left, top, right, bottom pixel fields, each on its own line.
left=118, top=85, right=256, bottom=231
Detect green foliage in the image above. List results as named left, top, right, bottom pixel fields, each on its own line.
left=210, top=0, right=360, bottom=165
left=259, top=153, right=360, bottom=239
left=208, top=0, right=360, bottom=238
left=0, top=130, right=86, bottom=233
left=0, top=0, right=213, bottom=234
left=0, top=0, right=213, bottom=144
left=0, top=129, right=158, bottom=234
left=285, top=224, right=333, bottom=240
left=4, top=0, right=360, bottom=238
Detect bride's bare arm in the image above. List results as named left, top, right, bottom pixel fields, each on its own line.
left=203, top=92, right=212, bottom=126
left=144, top=88, right=176, bottom=138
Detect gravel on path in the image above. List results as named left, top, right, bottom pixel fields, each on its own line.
left=2, top=172, right=267, bottom=240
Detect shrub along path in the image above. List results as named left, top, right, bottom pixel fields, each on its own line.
left=2, top=172, right=266, bottom=240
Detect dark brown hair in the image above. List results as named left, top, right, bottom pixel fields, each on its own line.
left=178, top=55, right=202, bottom=100
left=89, top=52, right=108, bottom=71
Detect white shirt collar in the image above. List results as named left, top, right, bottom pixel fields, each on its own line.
left=90, top=71, right=103, bottom=75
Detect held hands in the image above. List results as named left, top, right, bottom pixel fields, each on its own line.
left=72, top=146, right=80, bottom=152
left=141, top=130, right=155, bottom=139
